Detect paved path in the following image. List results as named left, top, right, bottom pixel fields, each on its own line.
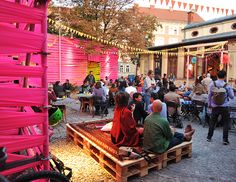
left=51, top=99, right=236, bottom=182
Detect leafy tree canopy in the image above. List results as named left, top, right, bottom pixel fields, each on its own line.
left=49, top=0, right=160, bottom=50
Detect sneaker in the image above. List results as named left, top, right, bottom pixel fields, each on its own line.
left=223, top=140, right=230, bottom=145
left=207, top=138, right=212, bottom=142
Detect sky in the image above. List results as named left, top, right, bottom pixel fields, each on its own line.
left=53, top=0, right=236, bottom=21
left=136, top=0, right=236, bottom=20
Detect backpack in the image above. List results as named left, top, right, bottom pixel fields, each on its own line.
left=212, top=81, right=228, bottom=105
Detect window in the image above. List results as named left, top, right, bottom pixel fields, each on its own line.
left=168, top=38, right=178, bottom=44
left=126, top=65, right=130, bottom=73
left=210, top=27, right=218, bottom=34
left=191, top=31, right=199, bottom=37
left=231, top=23, right=236, bottom=30
left=155, top=37, right=165, bottom=46
left=169, top=26, right=178, bottom=35
left=119, top=65, right=124, bottom=73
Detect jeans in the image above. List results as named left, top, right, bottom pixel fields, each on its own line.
left=207, top=107, right=230, bottom=141
left=144, top=94, right=151, bottom=111
left=168, top=132, right=184, bottom=149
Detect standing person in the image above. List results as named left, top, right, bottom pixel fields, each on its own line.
left=144, top=70, right=156, bottom=110
left=207, top=70, right=234, bottom=145
left=84, top=71, right=95, bottom=86
left=162, top=73, right=168, bottom=92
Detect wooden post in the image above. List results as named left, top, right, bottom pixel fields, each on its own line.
left=186, top=49, right=190, bottom=87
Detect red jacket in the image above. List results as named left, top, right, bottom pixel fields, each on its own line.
left=111, top=107, right=140, bottom=147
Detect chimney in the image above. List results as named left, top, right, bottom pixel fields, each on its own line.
left=187, top=11, right=194, bottom=24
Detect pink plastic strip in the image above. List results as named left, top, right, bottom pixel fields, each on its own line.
left=0, top=87, right=46, bottom=106
left=0, top=111, right=45, bottom=130
left=0, top=135, right=45, bottom=153
left=0, top=24, right=44, bottom=54
left=0, top=64, right=44, bottom=77
left=0, top=0, right=45, bottom=23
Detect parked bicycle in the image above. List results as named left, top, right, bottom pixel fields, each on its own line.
left=0, top=147, right=70, bottom=182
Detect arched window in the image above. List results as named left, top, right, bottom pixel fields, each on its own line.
left=126, top=65, right=130, bottom=73
left=191, top=31, right=199, bottom=37
left=231, top=23, right=236, bottom=30
left=210, top=27, right=218, bottom=34
left=119, top=65, right=124, bottom=73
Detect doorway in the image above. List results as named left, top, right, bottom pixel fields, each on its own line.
left=87, top=61, right=100, bottom=82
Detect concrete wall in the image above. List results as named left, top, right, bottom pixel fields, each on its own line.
left=185, top=20, right=236, bottom=39
left=228, top=39, right=236, bottom=86
left=153, top=21, right=186, bottom=46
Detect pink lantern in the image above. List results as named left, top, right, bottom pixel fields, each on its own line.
left=222, top=54, right=229, bottom=64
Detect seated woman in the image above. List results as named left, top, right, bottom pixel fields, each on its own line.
left=53, top=81, right=65, bottom=98
left=93, top=81, right=107, bottom=115
left=111, top=92, right=142, bottom=147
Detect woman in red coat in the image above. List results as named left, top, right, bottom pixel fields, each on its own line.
left=111, top=92, right=142, bottom=147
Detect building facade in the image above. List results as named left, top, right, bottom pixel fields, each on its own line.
left=148, top=14, right=236, bottom=86
left=138, top=5, right=203, bottom=78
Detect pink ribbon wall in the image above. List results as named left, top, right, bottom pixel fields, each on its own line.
left=47, top=34, right=118, bottom=85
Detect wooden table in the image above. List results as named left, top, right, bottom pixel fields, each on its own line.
left=78, top=93, right=94, bottom=114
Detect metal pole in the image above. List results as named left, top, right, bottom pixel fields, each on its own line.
left=41, top=2, right=49, bottom=171
left=58, top=3, right=62, bottom=82
left=186, top=49, right=190, bottom=87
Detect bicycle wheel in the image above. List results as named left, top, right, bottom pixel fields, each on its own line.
left=0, top=175, right=9, bottom=182
left=12, top=170, right=69, bottom=182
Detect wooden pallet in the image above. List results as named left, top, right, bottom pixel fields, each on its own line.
left=162, top=141, right=192, bottom=168
left=66, top=123, right=192, bottom=182
left=67, top=123, right=163, bottom=182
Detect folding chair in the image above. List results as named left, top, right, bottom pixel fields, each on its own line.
left=92, top=96, right=109, bottom=118
left=191, top=100, right=205, bottom=125
left=229, top=106, right=236, bottom=132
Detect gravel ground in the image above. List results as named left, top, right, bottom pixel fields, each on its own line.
left=50, top=99, right=236, bottom=182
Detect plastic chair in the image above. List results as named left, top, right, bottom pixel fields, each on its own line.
left=49, top=108, right=63, bottom=126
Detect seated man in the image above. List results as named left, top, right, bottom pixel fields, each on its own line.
left=130, top=92, right=148, bottom=124
left=148, top=92, right=167, bottom=119
left=164, top=84, right=181, bottom=115
left=143, top=100, right=195, bottom=154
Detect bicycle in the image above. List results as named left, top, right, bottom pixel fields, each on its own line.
left=0, top=147, right=70, bottom=182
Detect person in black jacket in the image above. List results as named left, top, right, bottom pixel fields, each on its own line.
left=130, top=92, right=148, bottom=125
left=84, top=71, right=95, bottom=86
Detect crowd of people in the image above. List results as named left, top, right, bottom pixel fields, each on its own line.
left=48, top=69, right=235, bottom=154
left=109, top=69, right=235, bottom=155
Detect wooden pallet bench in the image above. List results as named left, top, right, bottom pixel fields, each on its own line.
left=66, top=121, right=192, bottom=182
left=162, top=141, right=192, bottom=168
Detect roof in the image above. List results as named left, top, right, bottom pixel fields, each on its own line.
left=184, top=14, right=236, bottom=30
left=137, top=7, right=204, bottom=23
left=148, top=31, right=236, bottom=50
